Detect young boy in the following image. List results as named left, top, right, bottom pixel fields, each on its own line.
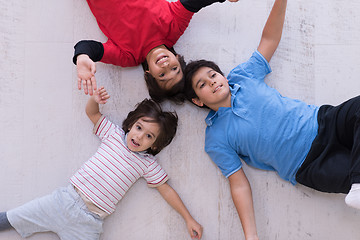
left=74, top=0, right=238, bottom=102
left=184, top=0, right=360, bottom=238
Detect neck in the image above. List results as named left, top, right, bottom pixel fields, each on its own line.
left=209, top=94, right=232, bottom=112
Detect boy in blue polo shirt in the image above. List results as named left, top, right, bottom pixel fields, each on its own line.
left=184, top=0, right=360, bottom=238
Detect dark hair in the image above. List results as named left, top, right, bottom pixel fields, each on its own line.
left=183, top=60, right=224, bottom=108
left=122, top=99, right=178, bottom=155
left=142, top=47, right=186, bottom=104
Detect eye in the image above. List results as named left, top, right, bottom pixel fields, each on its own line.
left=136, top=125, right=141, bottom=130
left=199, top=82, right=205, bottom=89
left=172, top=66, right=178, bottom=71
left=211, top=73, right=216, bottom=78
left=146, top=134, right=152, bottom=139
left=159, top=73, right=165, bottom=78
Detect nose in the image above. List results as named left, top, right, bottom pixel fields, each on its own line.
left=137, top=132, right=145, bottom=140
left=210, top=79, right=216, bottom=86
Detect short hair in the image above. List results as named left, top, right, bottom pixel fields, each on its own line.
left=122, top=99, right=178, bottom=155
left=142, top=47, right=186, bottom=104
left=184, top=60, right=224, bottom=108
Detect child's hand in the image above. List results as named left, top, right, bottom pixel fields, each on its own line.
left=77, top=54, right=97, bottom=96
left=186, top=219, right=203, bottom=239
left=93, top=86, right=110, bottom=104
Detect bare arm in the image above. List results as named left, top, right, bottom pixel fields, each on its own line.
left=157, top=183, right=203, bottom=239
left=257, top=0, right=287, bottom=62
left=85, top=86, right=110, bottom=125
left=229, top=169, right=259, bottom=240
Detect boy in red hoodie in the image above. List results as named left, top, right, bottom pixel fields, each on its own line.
left=74, top=0, right=238, bottom=102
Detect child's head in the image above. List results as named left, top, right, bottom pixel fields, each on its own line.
left=142, top=46, right=186, bottom=103
left=122, top=99, right=178, bottom=155
left=184, top=60, right=230, bottom=110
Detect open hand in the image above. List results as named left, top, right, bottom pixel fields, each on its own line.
left=93, top=86, right=110, bottom=104
left=77, top=54, right=97, bottom=95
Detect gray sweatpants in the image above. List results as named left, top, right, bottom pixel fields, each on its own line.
left=7, top=185, right=103, bottom=240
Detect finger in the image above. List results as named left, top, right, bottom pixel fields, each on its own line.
left=190, top=230, right=197, bottom=239
left=100, top=89, right=109, bottom=97
left=87, top=79, right=93, bottom=96
left=99, top=90, right=106, bottom=97
left=99, top=90, right=109, bottom=98
left=98, top=86, right=105, bottom=94
left=194, top=227, right=202, bottom=239
left=191, top=230, right=199, bottom=238
left=83, top=79, right=89, bottom=95
left=196, top=229, right=202, bottom=239
left=102, top=94, right=110, bottom=100
left=78, top=78, right=82, bottom=90
left=91, top=76, right=97, bottom=91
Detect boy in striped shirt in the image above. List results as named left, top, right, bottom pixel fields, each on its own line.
left=0, top=87, right=202, bottom=239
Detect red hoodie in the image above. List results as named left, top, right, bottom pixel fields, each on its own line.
left=86, top=0, right=194, bottom=67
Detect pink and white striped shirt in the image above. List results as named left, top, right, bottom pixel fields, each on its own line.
left=70, top=116, right=169, bottom=214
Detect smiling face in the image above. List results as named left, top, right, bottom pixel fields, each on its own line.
left=191, top=67, right=232, bottom=111
left=146, top=46, right=183, bottom=90
left=126, top=117, right=161, bottom=153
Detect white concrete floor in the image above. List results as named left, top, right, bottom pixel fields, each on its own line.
left=1, top=0, right=360, bottom=239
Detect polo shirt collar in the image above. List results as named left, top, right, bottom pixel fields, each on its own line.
left=205, top=83, right=241, bottom=126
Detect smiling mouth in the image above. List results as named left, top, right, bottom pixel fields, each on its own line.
left=213, top=85, right=222, bottom=93
left=156, top=56, right=168, bottom=64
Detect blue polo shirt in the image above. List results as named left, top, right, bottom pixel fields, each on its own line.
left=204, top=51, right=319, bottom=184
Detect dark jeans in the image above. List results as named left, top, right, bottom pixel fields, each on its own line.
left=296, top=95, right=360, bottom=194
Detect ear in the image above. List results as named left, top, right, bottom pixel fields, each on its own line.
left=145, top=70, right=150, bottom=74
left=151, top=146, right=158, bottom=151
left=192, top=97, right=204, bottom=107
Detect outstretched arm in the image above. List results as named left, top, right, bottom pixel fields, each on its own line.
left=85, top=86, right=110, bottom=125
left=157, top=183, right=203, bottom=239
left=257, top=0, right=287, bottom=62
left=73, top=40, right=138, bottom=95
left=229, top=169, right=259, bottom=240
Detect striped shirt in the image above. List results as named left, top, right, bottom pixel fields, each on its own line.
left=70, top=116, right=169, bottom=214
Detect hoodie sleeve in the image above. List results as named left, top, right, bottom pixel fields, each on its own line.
left=73, top=40, right=104, bottom=65
left=180, top=0, right=226, bottom=13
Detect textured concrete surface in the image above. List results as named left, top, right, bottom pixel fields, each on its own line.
left=1, top=0, right=360, bottom=239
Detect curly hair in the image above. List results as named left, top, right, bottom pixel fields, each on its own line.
left=122, top=99, right=178, bottom=155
